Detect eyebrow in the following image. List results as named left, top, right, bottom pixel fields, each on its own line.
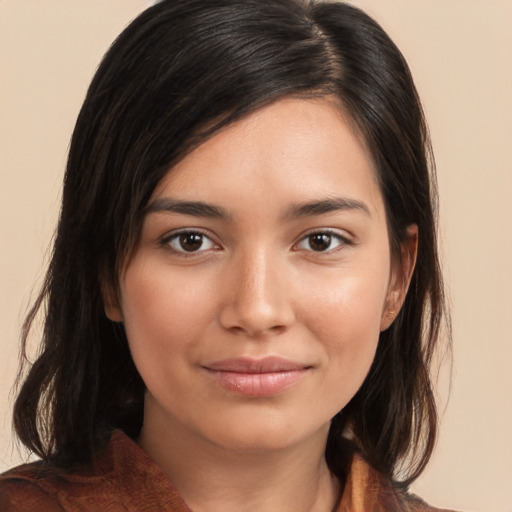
left=284, top=197, right=371, bottom=219
left=145, top=198, right=231, bottom=219
left=145, top=196, right=370, bottom=220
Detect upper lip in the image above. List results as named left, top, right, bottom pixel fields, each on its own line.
left=203, top=356, right=310, bottom=374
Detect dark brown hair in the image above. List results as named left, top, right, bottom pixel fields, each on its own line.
left=14, top=0, right=449, bottom=489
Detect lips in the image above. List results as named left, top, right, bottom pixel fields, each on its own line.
left=203, top=357, right=311, bottom=396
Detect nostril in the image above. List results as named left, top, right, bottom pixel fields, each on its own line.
left=229, top=326, right=246, bottom=335
left=269, top=325, right=287, bottom=335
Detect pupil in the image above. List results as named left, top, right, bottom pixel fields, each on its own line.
left=310, top=234, right=331, bottom=251
left=179, top=233, right=203, bottom=252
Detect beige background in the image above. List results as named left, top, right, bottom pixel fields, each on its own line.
left=1, top=1, right=511, bottom=511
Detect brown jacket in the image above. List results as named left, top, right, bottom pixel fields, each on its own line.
left=0, top=431, right=454, bottom=512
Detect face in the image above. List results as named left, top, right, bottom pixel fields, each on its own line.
left=106, top=98, right=414, bottom=454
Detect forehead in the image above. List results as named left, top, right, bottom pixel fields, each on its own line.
left=151, top=98, right=384, bottom=222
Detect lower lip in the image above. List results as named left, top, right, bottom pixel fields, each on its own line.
left=206, top=369, right=308, bottom=397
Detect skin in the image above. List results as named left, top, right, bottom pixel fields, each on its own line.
left=105, top=98, right=417, bottom=512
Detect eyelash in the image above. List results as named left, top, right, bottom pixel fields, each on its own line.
left=159, top=228, right=353, bottom=257
left=294, top=229, right=353, bottom=254
left=160, top=229, right=220, bottom=257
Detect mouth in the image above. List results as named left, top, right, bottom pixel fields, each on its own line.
left=202, top=357, right=311, bottom=397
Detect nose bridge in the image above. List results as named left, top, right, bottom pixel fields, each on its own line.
left=243, top=249, right=278, bottom=312
left=220, top=244, right=293, bottom=336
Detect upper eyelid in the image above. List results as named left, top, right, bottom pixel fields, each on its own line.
left=160, top=227, right=215, bottom=242
left=296, top=227, right=352, bottom=241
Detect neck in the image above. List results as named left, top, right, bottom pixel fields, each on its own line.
left=138, top=411, right=341, bottom=512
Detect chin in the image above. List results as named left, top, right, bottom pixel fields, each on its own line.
left=200, top=414, right=330, bottom=454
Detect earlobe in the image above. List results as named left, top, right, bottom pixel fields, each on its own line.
left=101, top=282, right=124, bottom=323
left=380, top=224, right=418, bottom=331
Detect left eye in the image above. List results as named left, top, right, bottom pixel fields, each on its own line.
left=296, top=231, right=347, bottom=252
left=164, top=231, right=217, bottom=253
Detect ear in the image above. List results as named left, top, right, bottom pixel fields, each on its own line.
left=380, top=224, right=418, bottom=331
left=101, top=281, right=123, bottom=323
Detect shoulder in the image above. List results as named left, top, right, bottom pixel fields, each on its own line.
left=0, top=436, right=117, bottom=512
left=0, top=431, right=190, bottom=512
left=0, top=463, right=65, bottom=512
left=339, top=453, right=458, bottom=512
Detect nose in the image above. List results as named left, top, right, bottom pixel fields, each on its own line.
left=218, top=248, right=295, bottom=338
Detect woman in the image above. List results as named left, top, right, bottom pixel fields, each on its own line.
left=1, top=0, right=451, bottom=510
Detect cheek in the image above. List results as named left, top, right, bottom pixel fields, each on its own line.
left=120, top=263, right=218, bottom=365
left=297, top=265, right=389, bottom=403
left=300, top=264, right=389, bottom=343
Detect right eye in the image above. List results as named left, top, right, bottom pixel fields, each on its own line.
left=162, top=230, right=218, bottom=254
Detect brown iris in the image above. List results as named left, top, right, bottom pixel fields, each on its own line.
left=308, top=233, right=332, bottom=252
left=178, top=233, right=204, bottom=252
